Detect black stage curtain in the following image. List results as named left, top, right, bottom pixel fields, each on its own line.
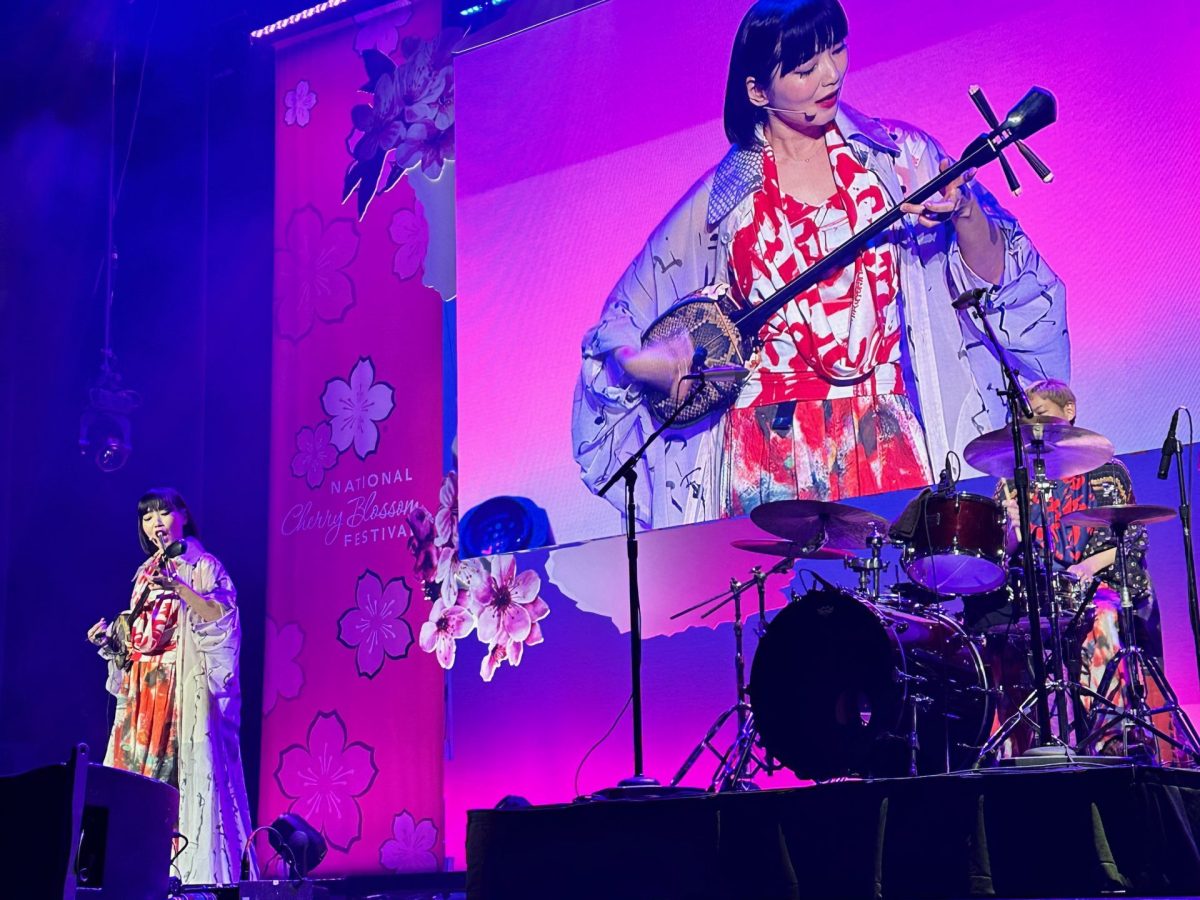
left=466, top=766, right=1200, bottom=899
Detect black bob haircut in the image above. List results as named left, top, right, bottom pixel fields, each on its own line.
left=723, top=0, right=850, bottom=148
left=136, top=487, right=199, bottom=555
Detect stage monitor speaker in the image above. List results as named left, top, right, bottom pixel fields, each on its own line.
left=0, top=743, right=178, bottom=899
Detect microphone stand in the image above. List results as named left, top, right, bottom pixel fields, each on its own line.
left=958, top=291, right=1053, bottom=746
left=593, top=372, right=729, bottom=796
left=1166, top=425, right=1200, bottom=688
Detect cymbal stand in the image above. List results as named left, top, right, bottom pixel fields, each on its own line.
left=1074, top=521, right=1200, bottom=763
left=960, top=289, right=1053, bottom=745
left=670, top=563, right=788, bottom=790
left=1031, top=456, right=1073, bottom=741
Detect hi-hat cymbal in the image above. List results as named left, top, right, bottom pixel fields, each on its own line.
left=749, top=499, right=890, bottom=551
left=730, top=539, right=855, bottom=561
left=1061, top=504, right=1176, bottom=530
left=963, top=417, right=1114, bottom=480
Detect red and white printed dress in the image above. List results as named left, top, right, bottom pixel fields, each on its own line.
left=721, top=128, right=932, bottom=515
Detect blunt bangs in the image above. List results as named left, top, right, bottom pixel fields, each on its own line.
left=724, top=0, right=849, bottom=148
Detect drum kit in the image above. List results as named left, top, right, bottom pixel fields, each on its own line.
left=670, top=416, right=1200, bottom=791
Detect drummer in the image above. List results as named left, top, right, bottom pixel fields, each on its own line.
left=994, top=378, right=1167, bottom=755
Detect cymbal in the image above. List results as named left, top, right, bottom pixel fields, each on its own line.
left=1061, top=504, right=1176, bottom=530
left=749, top=499, right=890, bottom=551
left=963, top=417, right=1114, bottom=480
left=731, top=539, right=855, bottom=561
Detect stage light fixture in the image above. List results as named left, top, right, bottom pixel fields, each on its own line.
left=267, top=813, right=327, bottom=879
left=78, top=373, right=140, bottom=473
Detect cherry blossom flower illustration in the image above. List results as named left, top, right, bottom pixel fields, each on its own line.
left=353, top=2, right=412, bottom=56
left=291, top=422, right=338, bottom=489
left=321, top=357, right=395, bottom=461
left=274, top=205, right=359, bottom=342
left=469, top=555, right=549, bottom=648
left=337, top=570, right=414, bottom=679
left=274, top=711, right=378, bottom=852
left=379, top=810, right=438, bottom=873
left=419, top=596, right=475, bottom=670
left=263, top=617, right=304, bottom=715
left=388, top=204, right=429, bottom=281
left=418, top=123, right=454, bottom=181
left=343, top=32, right=460, bottom=217
left=406, top=505, right=439, bottom=585
left=284, top=79, right=318, bottom=127
left=435, top=470, right=457, bottom=547
left=480, top=641, right=510, bottom=682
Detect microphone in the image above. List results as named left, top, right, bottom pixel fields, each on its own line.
left=1158, top=408, right=1181, bottom=480
left=952, top=288, right=988, bottom=310
left=679, top=365, right=750, bottom=382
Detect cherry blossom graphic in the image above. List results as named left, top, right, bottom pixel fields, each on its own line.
left=379, top=810, right=438, bottom=873
left=418, top=123, right=454, bottom=181
left=406, top=505, right=439, bottom=585
left=291, top=421, right=338, bottom=489
left=274, top=711, right=378, bottom=852
left=419, top=596, right=475, bottom=670
left=353, top=2, right=412, bottom=56
left=480, top=641, right=509, bottom=683
left=388, top=203, right=429, bottom=281
left=263, top=617, right=304, bottom=715
left=321, top=357, right=395, bottom=461
left=284, top=79, right=318, bottom=127
left=343, top=32, right=460, bottom=218
left=468, top=554, right=548, bottom=647
left=435, top=470, right=457, bottom=547
left=274, top=205, right=359, bottom=342
left=337, top=570, right=414, bottom=679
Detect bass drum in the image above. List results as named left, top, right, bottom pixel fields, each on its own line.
left=750, top=586, right=993, bottom=780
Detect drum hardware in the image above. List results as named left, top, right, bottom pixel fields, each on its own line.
left=957, top=290, right=1061, bottom=747
left=844, top=524, right=888, bottom=600
left=669, top=555, right=796, bottom=791
left=1061, top=506, right=1200, bottom=764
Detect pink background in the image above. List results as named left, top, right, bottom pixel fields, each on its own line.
left=456, top=0, right=1200, bottom=547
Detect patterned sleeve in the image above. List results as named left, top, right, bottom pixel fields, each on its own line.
left=190, top=553, right=237, bottom=609
left=1081, top=460, right=1139, bottom=559
left=185, top=553, right=241, bottom=656
left=895, top=124, right=1069, bottom=387
left=571, top=168, right=725, bottom=510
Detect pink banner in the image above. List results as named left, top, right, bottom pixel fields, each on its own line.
left=260, top=1, right=451, bottom=876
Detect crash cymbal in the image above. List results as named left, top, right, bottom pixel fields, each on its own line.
left=1061, top=504, right=1176, bottom=530
left=730, top=539, right=855, bottom=561
left=749, top=499, right=890, bottom=551
left=963, top=417, right=1114, bottom=480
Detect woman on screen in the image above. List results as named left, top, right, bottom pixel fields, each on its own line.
left=572, top=0, right=1068, bottom=527
left=86, top=487, right=254, bottom=884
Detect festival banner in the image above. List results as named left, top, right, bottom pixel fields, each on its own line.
left=260, top=0, right=453, bottom=875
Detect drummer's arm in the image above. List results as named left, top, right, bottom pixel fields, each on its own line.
left=997, top=482, right=1021, bottom=555
left=1068, top=548, right=1117, bottom=587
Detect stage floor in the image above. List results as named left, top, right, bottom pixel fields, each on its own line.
left=466, top=764, right=1200, bottom=899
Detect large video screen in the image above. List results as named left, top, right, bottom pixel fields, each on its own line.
left=456, top=0, right=1200, bottom=549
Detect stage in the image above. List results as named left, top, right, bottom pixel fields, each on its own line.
left=466, top=764, right=1200, bottom=899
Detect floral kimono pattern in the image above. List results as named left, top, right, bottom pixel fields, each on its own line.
left=721, top=129, right=930, bottom=513
left=99, top=539, right=255, bottom=883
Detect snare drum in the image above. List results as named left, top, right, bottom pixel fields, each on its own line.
left=961, top=568, right=1088, bottom=634
left=900, top=491, right=1006, bottom=595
